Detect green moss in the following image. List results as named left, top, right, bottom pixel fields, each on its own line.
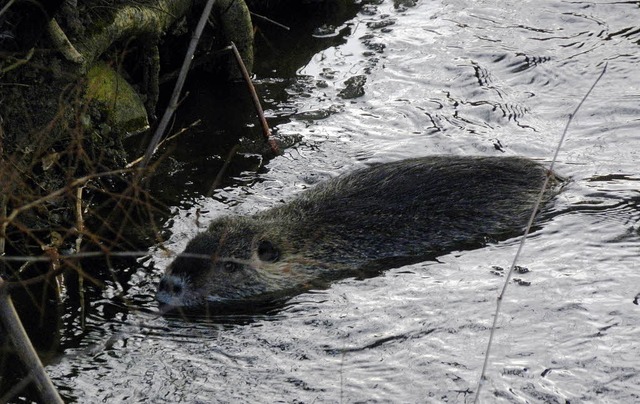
left=216, top=0, right=254, bottom=77
left=85, top=62, right=149, bottom=135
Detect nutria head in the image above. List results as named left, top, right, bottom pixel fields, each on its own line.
left=156, top=217, right=303, bottom=308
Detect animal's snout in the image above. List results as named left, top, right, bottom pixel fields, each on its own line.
left=158, top=277, right=182, bottom=295
left=156, top=274, right=193, bottom=306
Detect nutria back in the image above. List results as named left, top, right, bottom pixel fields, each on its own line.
left=157, top=156, right=562, bottom=308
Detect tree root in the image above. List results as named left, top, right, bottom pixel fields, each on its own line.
left=52, top=0, right=254, bottom=119
left=47, top=18, right=84, bottom=65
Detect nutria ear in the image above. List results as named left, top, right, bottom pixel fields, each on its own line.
left=257, top=240, right=280, bottom=262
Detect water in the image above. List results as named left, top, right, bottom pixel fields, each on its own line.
left=43, top=0, right=640, bottom=402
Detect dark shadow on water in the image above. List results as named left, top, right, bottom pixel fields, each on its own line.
left=157, top=296, right=294, bottom=326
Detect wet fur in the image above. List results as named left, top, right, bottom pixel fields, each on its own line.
left=157, top=156, right=562, bottom=308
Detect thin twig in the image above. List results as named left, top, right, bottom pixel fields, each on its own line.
left=250, top=11, right=290, bottom=31
left=75, top=187, right=84, bottom=258
left=139, top=0, right=217, bottom=169
left=76, top=186, right=86, bottom=329
left=126, top=120, right=201, bottom=168
left=473, top=63, right=608, bottom=403
left=230, top=41, right=279, bottom=155
left=0, top=280, right=64, bottom=404
left=0, top=118, right=4, bottom=257
left=0, top=263, right=102, bottom=292
left=0, top=194, right=6, bottom=257
left=0, top=48, right=34, bottom=74
left=206, top=144, right=239, bottom=197
left=0, top=0, right=16, bottom=18
left=0, top=251, right=151, bottom=264
left=0, top=251, right=150, bottom=295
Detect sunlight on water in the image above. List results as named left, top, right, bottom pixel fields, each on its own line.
left=48, top=0, right=640, bottom=402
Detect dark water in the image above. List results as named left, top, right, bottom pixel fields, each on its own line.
left=45, top=0, right=639, bottom=402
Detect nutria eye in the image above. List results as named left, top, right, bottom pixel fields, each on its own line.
left=223, top=261, right=240, bottom=272
left=257, top=240, right=280, bottom=262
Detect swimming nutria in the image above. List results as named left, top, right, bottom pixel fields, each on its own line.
left=156, top=156, right=562, bottom=309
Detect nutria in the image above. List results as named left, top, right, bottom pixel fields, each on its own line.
left=156, top=156, right=562, bottom=309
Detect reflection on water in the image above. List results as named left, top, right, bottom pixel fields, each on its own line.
left=45, top=0, right=640, bottom=402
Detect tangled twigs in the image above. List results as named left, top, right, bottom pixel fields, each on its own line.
left=0, top=280, right=64, bottom=404
left=3, top=168, right=132, bottom=229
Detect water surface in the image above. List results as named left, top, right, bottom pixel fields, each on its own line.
left=47, top=0, right=639, bottom=402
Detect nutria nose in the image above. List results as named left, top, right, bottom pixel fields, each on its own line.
left=158, top=277, right=182, bottom=295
